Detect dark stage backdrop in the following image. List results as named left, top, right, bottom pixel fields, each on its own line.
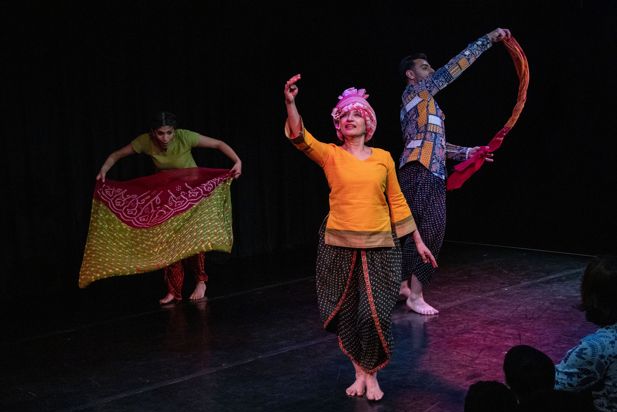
left=3, top=0, right=616, bottom=302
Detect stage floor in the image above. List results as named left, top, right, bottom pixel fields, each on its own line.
left=0, top=242, right=595, bottom=412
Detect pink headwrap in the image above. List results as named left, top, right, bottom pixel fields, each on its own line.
left=331, top=87, right=377, bottom=142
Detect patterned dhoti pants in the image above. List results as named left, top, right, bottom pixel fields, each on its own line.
left=398, top=162, right=446, bottom=286
left=316, top=222, right=401, bottom=373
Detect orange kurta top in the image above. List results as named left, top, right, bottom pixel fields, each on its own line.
left=286, top=125, right=416, bottom=248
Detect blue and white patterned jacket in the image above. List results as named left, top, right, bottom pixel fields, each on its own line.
left=399, top=35, right=492, bottom=180
left=555, top=323, right=617, bottom=412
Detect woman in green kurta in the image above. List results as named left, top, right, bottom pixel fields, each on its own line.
left=95, top=112, right=241, bottom=304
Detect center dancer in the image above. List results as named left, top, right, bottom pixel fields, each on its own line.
left=283, top=74, right=437, bottom=401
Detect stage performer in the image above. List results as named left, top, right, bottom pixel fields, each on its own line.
left=283, top=74, right=436, bottom=401
left=396, top=27, right=510, bottom=315
left=93, top=111, right=242, bottom=304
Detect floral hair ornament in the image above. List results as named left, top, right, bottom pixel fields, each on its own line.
left=331, top=87, right=377, bottom=142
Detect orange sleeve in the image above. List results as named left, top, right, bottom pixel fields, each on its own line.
left=384, top=152, right=417, bottom=238
left=284, top=120, right=333, bottom=167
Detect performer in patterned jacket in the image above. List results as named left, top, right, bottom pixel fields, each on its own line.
left=397, top=28, right=510, bottom=315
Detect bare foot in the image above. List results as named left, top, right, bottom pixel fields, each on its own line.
left=346, top=374, right=366, bottom=397
left=159, top=293, right=177, bottom=305
left=406, top=295, right=439, bottom=315
left=365, top=373, right=384, bottom=401
left=405, top=275, right=438, bottom=315
left=399, top=280, right=411, bottom=301
left=189, top=281, right=206, bottom=300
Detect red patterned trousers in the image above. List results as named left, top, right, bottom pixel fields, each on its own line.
left=162, top=253, right=208, bottom=300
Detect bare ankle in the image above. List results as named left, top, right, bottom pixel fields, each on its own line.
left=159, top=293, right=177, bottom=304
left=365, top=373, right=383, bottom=401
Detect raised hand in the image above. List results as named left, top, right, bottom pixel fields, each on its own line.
left=488, top=27, right=511, bottom=43
left=284, top=73, right=301, bottom=104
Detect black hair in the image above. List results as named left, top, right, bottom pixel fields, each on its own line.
left=464, top=380, right=517, bottom=412
left=503, top=345, right=555, bottom=402
left=398, top=52, right=428, bottom=81
left=150, top=111, right=177, bottom=130
left=581, top=255, right=617, bottom=326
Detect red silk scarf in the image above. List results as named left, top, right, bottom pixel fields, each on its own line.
left=446, top=36, right=529, bottom=191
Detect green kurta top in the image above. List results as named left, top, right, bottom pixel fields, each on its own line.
left=131, top=129, right=200, bottom=169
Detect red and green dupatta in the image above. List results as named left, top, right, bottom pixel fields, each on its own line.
left=79, top=168, right=234, bottom=288
left=447, top=36, right=530, bottom=191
